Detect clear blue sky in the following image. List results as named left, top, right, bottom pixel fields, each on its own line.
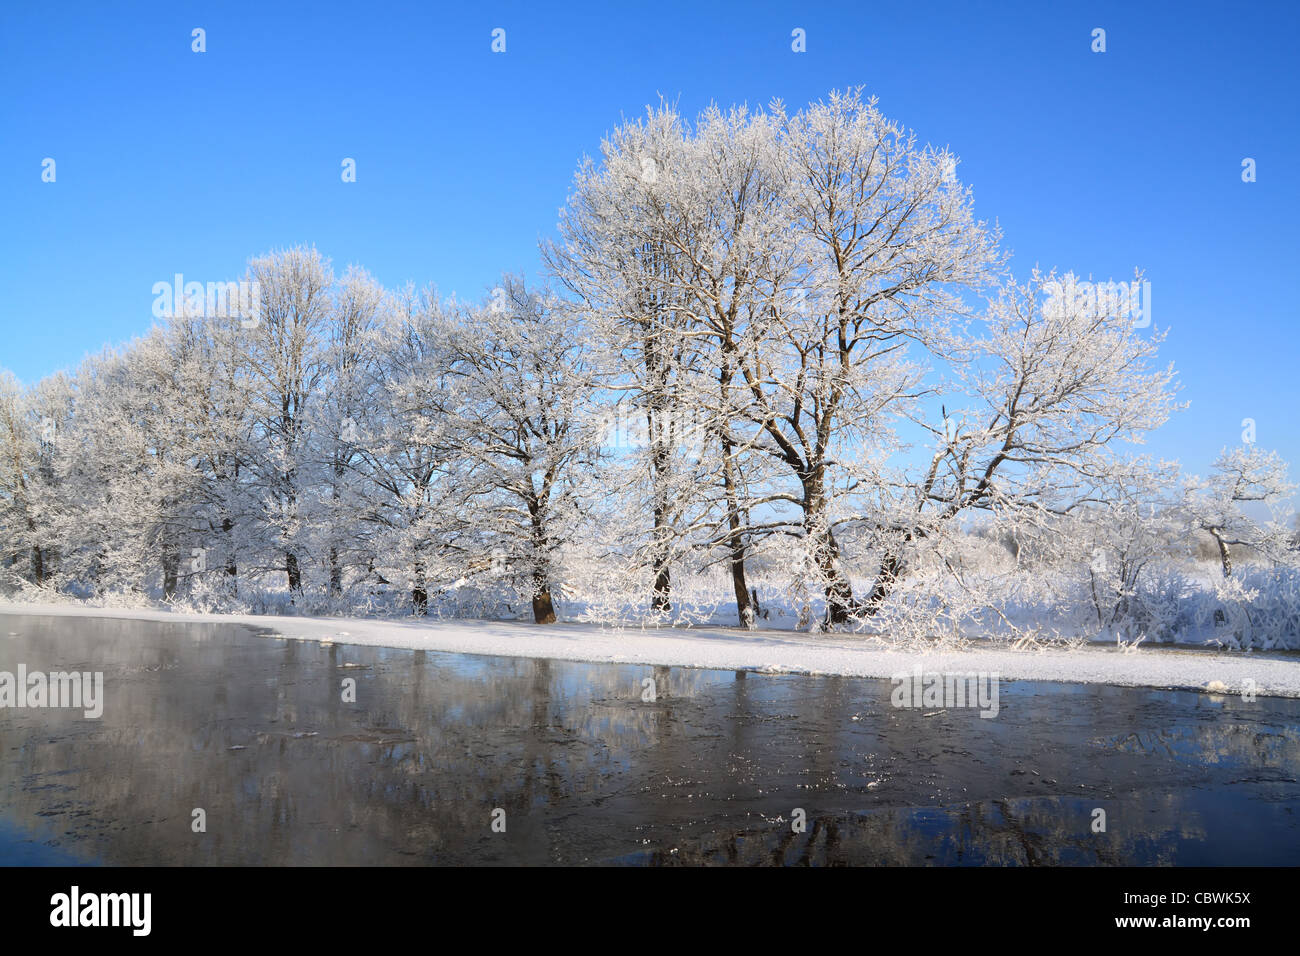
left=2, top=0, right=1297, bottom=481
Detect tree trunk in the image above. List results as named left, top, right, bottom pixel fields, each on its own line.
left=864, top=549, right=904, bottom=615
left=721, top=432, right=754, bottom=629
left=821, top=552, right=855, bottom=625
left=222, top=518, right=238, bottom=581
left=649, top=448, right=672, bottom=613
left=162, top=551, right=179, bottom=600
left=532, top=584, right=556, bottom=624
left=328, top=463, right=344, bottom=596
left=329, top=546, right=342, bottom=596
left=1214, top=533, right=1233, bottom=578
left=525, top=494, right=558, bottom=624
left=801, top=470, right=854, bottom=626
left=650, top=561, right=671, bottom=612
left=284, top=474, right=301, bottom=594
left=91, top=548, right=106, bottom=594
left=649, top=499, right=671, bottom=613
left=412, top=563, right=428, bottom=616
left=729, top=542, right=754, bottom=629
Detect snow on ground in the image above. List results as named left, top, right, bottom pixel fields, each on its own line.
left=3, top=600, right=1299, bottom=698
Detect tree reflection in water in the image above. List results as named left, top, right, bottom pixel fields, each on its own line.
left=0, top=615, right=1297, bottom=865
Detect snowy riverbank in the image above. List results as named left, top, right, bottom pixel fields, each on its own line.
left=3, top=600, right=1299, bottom=698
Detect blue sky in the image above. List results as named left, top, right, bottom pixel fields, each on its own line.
left=1, top=0, right=1297, bottom=481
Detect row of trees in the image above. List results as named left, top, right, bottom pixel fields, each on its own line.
left=1, top=90, right=1293, bottom=630
left=1, top=256, right=601, bottom=623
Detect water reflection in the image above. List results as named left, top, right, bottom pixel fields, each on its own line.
left=0, top=614, right=1297, bottom=865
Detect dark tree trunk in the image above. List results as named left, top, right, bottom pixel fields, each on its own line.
left=649, top=510, right=671, bottom=613
left=532, top=585, right=556, bottom=624
left=286, top=551, right=302, bottom=593
left=412, top=562, right=428, bottom=616
left=328, top=462, right=344, bottom=596
left=729, top=545, right=753, bottom=629
left=1214, top=533, right=1233, bottom=578
left=527, top=493, right=558, bottom=624
left=163, top=551, right=179, bottom=600
left=222, top=518, right=237, bottom=580
left=801, top=470, right=855, bottom=626
left=822, top=559, right=855, bottom=625
left=650, top=561, right=671, bottom=612
left=864, top=549, right=904, bottom=616
left=91, top=549, right=107, bottom=594
left=721, top=432, right=753, bottom=629
left=650, top=462, right=672, bottom=613
left=284, top=469, right=301, bottom=594
left=645, top=379, right=674, bottom=614
left=329, top=546, right=342, bottom=596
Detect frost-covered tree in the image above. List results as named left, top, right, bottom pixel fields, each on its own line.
left=551, top=102, right=791, bottom=627
left=243, top=246, right=332, bottom=597
left=1184, top=445, right=1295, bottom=577
left=636, top=104, right=794, bottom=628
left=0, top=370, right=61, bottom=584
left=550, top=90, right=1001, bottom=626
left=309, top=266, right=387, bottom=597
left=161, top=308, right=259, bottom=597
left=740, top=91, right=1000, bottom=624
left=344, top=284, right=459, bottom=614
left=1072, top=464, right=1185, bottom=635
left=862, top=268, right=1181, bottom=615
left=57, top=341, right=185, bottom=597
left=547, top=103, right=708, bottom=616
left=438, top=278, right=602, bottom=623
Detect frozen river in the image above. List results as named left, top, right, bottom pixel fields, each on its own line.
left=1, top=614, right=1298, bottom=865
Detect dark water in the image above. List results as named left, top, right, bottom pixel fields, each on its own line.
left=0, top=613, right=1298, bottom=866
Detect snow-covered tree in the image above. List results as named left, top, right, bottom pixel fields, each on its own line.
left=1184, top=445, right=1296, bottom=577
left=437, top=278, right=603, bottom=623
left=547, top=102, right=718, bottom=617
left=858, top=268, right=1181, bottom=617
left=344, top=283, right=459, bottom=614
left=738, top=91, right=1000, bottom=624
left=550, top=90, right=1002, bottom=626
left=309, top=266, right=387, bottom=598
left=243, top=246, right=332, bottom=597
left=0, top=370, right=60, bottom=585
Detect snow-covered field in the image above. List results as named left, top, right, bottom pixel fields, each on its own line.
left=3, top=600, right=1298, bottom=698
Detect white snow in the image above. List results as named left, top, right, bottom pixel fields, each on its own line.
left=3, top=600, right=1298, bottom=698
